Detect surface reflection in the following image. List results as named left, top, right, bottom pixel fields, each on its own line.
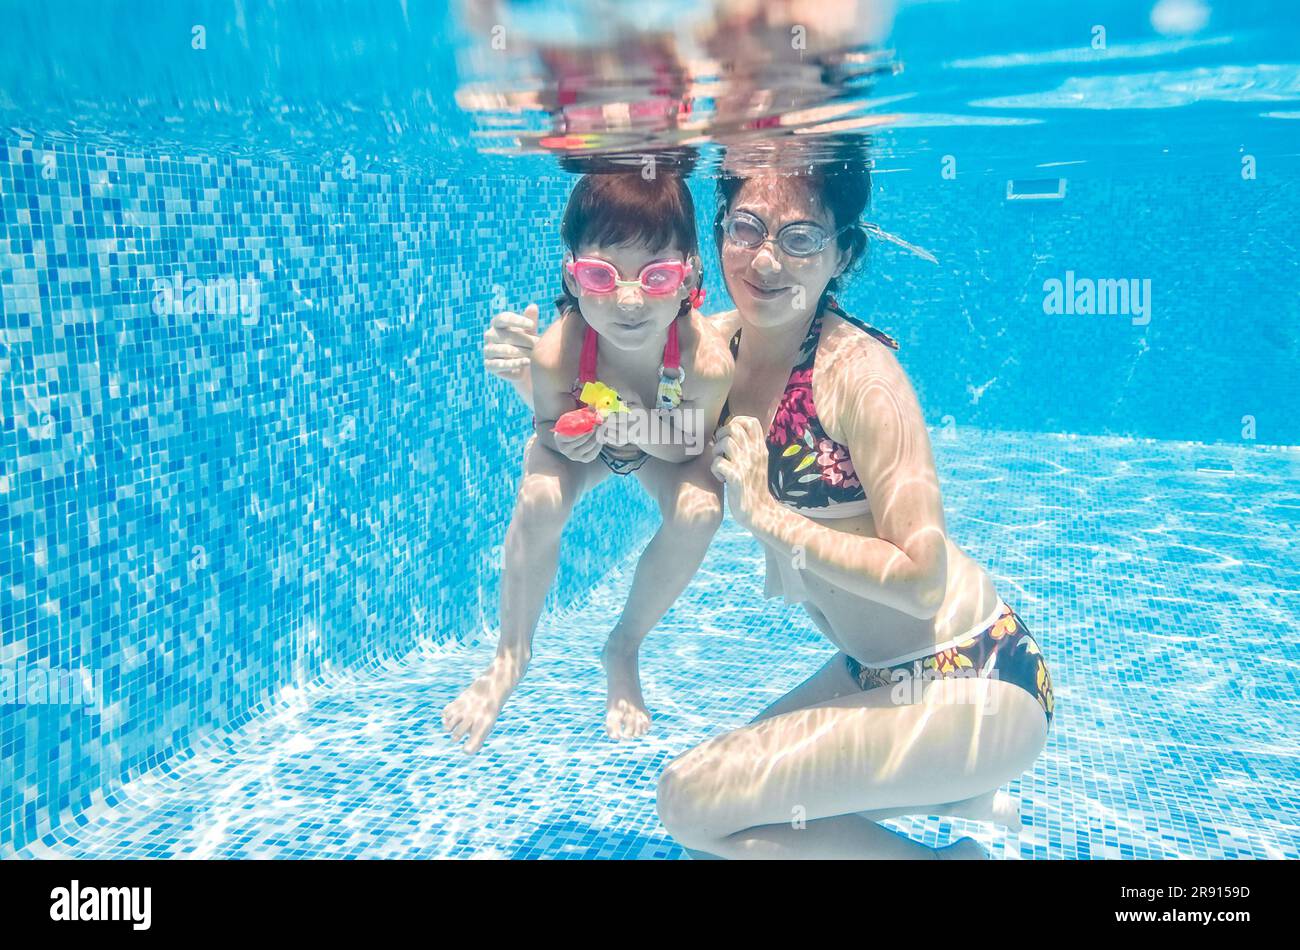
left=453, top=0, right=901, bottom=170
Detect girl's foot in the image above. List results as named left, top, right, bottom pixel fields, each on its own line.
left=600, top=640, right=652, bottom=740
left=442, top=667, right=516, bottom=755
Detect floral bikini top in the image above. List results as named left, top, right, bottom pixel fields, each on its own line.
left=723, top=296, right=899, bottom=518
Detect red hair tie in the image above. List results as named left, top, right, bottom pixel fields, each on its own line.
left=688, top=287, right=706, bottom=308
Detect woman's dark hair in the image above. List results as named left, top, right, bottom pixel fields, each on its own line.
left=556, top=170, right=701, bottom=320
left=713, top=138, right=872, bottom=296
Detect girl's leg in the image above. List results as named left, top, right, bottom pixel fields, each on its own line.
left=657, top=675, right=1049, bottom=858
left=443, top=436, right=608, bottom=753
left=601, top=450, right=724, bottom=739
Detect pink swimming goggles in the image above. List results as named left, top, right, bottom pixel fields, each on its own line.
left=564, top=254, right=694, bottom=296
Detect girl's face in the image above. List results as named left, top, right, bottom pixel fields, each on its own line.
left=565, top=241, right=695, bottom=351
left=720, top=176, right=849, bottom=330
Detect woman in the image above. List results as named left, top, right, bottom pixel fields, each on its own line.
left=483, top=157, right=1055, bottom=859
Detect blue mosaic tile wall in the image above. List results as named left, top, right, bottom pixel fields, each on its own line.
left=0, top=138, right=656, bottom=853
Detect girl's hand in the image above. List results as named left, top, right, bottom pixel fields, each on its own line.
left=553, top=425, right=603, bottom=464
left=711, top=416, right=774, bottom=530
left=484, top=303, right=539, bottom=381
left=598, top=393, right=643, bottom=449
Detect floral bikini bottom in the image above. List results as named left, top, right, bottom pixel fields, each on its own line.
left=844, top=603, right=1055, bottom=729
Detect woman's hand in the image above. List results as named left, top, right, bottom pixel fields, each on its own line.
left=484, top=303, right=539, bottom=381
left=711, top=416, right=775, bottom=531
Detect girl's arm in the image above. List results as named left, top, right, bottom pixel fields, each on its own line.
left=528, top=316, right=605, bottom=464
left=712, top=348, right=948, bottom=619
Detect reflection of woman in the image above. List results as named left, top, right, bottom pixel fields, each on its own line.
left=486, top=157, right=1055, bottom=859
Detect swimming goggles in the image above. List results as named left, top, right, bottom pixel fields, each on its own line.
left=720, top=210, right=856, bottom=258
left=564, top=254, right=694, bottom=295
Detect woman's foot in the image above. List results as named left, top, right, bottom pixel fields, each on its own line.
left=945, top=789, right=1022, bottom=832
left=934, top=837, right=990, bottom=860
left=600, top=639, right=652, bottom=740
left=442, top=665, right=518, bottom=754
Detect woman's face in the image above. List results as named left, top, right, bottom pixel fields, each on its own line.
left=720, top=176, right=849, bottom=329
left=565, top=241, right=694, bottom=352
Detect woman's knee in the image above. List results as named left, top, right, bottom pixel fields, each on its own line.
left=655, top=752, right=716, bottom=849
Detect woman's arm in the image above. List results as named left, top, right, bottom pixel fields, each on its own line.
left=712, top=349, right=948, bottom=619
left=484, top=304, right=541, bottom=410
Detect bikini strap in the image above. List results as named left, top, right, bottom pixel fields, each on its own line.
left=578, top=319, right=685, bottom=409
left=823, top=294, right=899, bottom=351
left=577, top=323, right=600, bottom=384
left=657, top=318, right=685, bottom=410
left=663, top=319, right=680, bottom=371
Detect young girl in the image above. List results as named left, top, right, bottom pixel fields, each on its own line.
left=442, top=173, right=734, bottom=754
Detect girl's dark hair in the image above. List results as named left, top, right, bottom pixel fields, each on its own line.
left=557, top=171, right=700, bottom=320
left=558, top=146, right=698, bottom=178
left=713, top=139, right=872, bottom=297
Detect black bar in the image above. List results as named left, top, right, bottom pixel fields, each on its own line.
left=0, top=858, right=1282, bottom=936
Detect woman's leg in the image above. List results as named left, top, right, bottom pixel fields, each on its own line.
left=657, top=675, right=1049, bottom=858
left=747, top=649, right=862, bottom=724
left=443, top=436, right=609, bottom=753
left=601, top=450, right=724, bottom=739
left=754, top=631, right=1024, bottom=831
left=746, top=645, right=1024, bottom=831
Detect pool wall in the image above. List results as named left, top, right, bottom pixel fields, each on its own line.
left=0, top=139, right=657, bottom=853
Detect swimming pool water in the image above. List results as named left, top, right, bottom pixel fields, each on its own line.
left=2, top=0, right=1298, bottom=859
left=7, top=430, right=1295, bottom=859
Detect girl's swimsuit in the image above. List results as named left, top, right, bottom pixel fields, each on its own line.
left=568, top=316, right=684, bottom=476
left=724, top=295, right=1054, bottom=728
